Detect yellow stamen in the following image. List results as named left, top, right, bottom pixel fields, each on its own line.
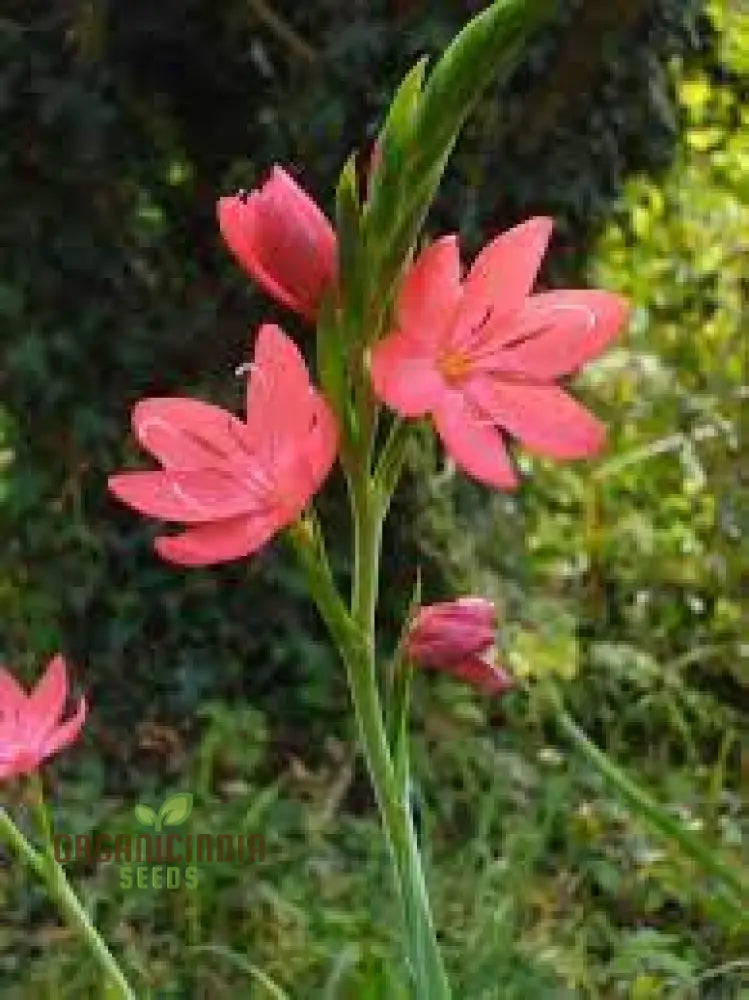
left=439, top=352, right=471, bottom=381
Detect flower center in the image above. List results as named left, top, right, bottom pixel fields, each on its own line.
left=439, top=306, right=495, bottom=383
left=439, top=351, right=472, bottom=382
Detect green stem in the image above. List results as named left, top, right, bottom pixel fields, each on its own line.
left=0, top=805, right=137, bottom=999
left=373, top=417, right=411, bottom=507
left=290, top=491, right=451, bottom=998
left=349, top=481, right=451, bottom=998
left=549, top=694, right=749, bottom=920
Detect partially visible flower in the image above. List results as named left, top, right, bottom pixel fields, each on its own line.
left=0, top=655, right=86, bottom=781
left=371, top=219, right=629, bottom=489
left=108, top=324, right=338, bottom=566
left=405, top=597, right=513, bottom=695
left=218, top=166, right=337, bottom=322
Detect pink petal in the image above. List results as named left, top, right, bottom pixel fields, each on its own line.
left=444, top=655, right=514, bottom=695
left=433, top=391, right=517, bottom=489
left=370, top=330, right=443, bottom=417
left=467, top=378, right=606, bottom=459
left=272, top=385, right=339, bottom=511
left=219, top=168, right=337, bottom=321
left=407, top=598, right=496, bottom=663
left=0, top=667, right=27, bottom=714
left=271, top=397, right=339, bottom=518
left=108, top=469, right=267, bottom=523
left=263, top=166, right=337, bottom=265
left=245, top=324, right=318, bottom=448
left=218, top=193, right=315, bottom=319
left=304, top=395, right=339, bottom=489
left=26, top=655, right=68, bottom=744
left=494, top=290, right=630, bottom=378
left=154, top=512, right=281, bottom=567
left=217, top=192, right=260, bottom=276
left=132, top=398, right=255, bottom=469
left=0, top=752, right=43, bottom=781
left=40, top=695, right=87, bottom=761
left=397, top=235, right=462, bottom=347
left=245, top=325, right=339, bottom=492
left=456, top=217, right=554, bottom=336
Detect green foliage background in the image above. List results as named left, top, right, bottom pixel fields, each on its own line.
left=0, top=0, right=747, bottom=996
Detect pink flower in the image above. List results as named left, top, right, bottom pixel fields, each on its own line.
left=0, top=655, right=87, bottom=781
left=218, top=166, right=337, bottom=322
left=405, top=598, right=513, bottom=695
left=108, top=324, right=338, bottom=566
left=371, top=219, right=629, bottom=488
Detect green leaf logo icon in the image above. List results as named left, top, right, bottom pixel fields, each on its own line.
left=157, top=793, right=193, bottom=830
left=134, top=803, right=157, bottom=828
left=134, top=793, right=193, bottom=832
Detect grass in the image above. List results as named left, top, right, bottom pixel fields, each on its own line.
left=2, top=675, right=748, bottom=999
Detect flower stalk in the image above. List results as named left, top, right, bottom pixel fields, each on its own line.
left=0, top=801, right=136, bottom=1000
left=345, top=472, right=452, bottom=998
left=291, top=463, right=451, bottom=996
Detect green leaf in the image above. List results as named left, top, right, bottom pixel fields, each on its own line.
left=335, top=153, right=366, bottom=333
left=550, top=690, right=749, bottom=924
left=157, top=792, right=193, bottom=828
left=388, top=569, right=421, bottom=797
left=189, top=944, right=291, bottom=1000
left=315, top=294, right=348, bottom=424
left=374, top=418, right=412, bottom=505
left=416, top=0, right=552, bottom=162
left=366, top=57, right=428, bottom=235
left=134, top=803, right=156, bottom=828
left=335, top=155, right=361, bottom=278
left=397, top=811, right=453, bottom=1000
left=365, top=0, right=552, bottom=331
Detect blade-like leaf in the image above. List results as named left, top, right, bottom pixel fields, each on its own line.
left=190, top=944, right=291, bottom=1000
left=335, top=152, right=365, bottom=328
left=336, top=153, right=368, bottom=349
left=389, top=569, right=421, bottom=797
left=158, top=792, right=193, bottom=828
left=316, top=294, right=348, bottom=427
left=366, top=57, right=428, bottom=236
left=134, top=803, right=156, bottom=828
left=365, top=0, right=553, bottom=327
left=416, top=0, right=552, bottom=162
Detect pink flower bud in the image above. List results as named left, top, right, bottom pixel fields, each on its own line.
left=217, top=166, right=337, bottom=322
left=407, top=597, right=495, bottom=663
left=405, top=597, right=513, bottom=695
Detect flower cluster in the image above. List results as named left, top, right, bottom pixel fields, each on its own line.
left=107, top=164, right=629, bottom=693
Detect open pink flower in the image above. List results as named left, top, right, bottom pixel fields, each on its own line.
left=371, top=219, right=629, bottom=488
left=405, top=598, right=513, bottom=695
left=0, top=655, right=87, bottom=781
left=108, top=324, right=338, bottom=566
left=218, top=166, right=337, bottom=322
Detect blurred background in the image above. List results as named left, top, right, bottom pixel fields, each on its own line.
left=0, top=0, right=747, bottom=996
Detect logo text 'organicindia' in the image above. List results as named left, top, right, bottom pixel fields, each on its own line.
left=53, top=791, right=265, bottom=890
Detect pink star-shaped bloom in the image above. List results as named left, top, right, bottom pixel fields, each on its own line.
left=109, top=324, right=338, bottom=566
left=0, top=655, right=87, bottom=781
left=371, top=219, right=629, bottom=488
